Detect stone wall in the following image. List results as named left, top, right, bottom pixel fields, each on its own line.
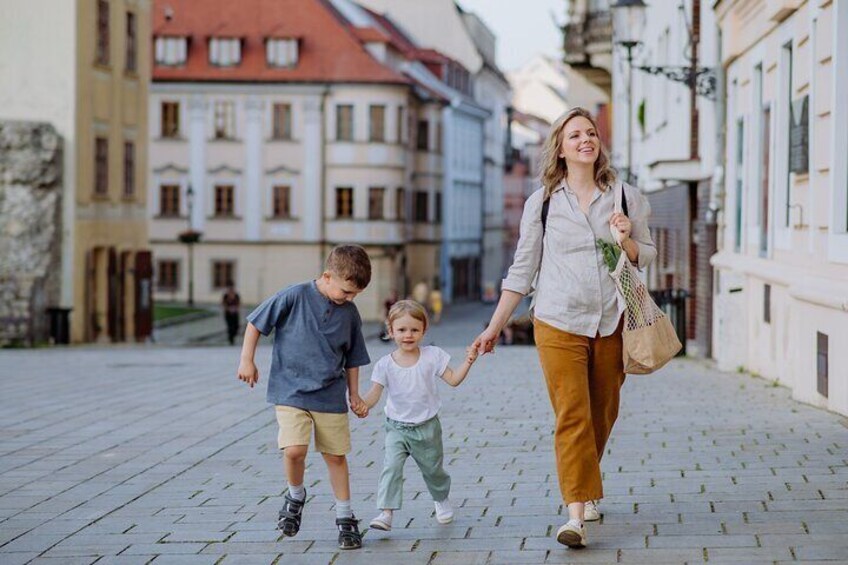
left=0, top=121, right=63, bottom=346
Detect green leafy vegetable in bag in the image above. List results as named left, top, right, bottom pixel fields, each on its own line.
left=596, top=238, right=621, bottom=273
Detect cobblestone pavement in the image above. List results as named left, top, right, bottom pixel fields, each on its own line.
left=1, top=305, right=847, bottom=564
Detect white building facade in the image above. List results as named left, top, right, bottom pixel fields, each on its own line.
left=712, top=0, right=848, bottom=415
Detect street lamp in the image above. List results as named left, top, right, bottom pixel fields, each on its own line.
left=178, top=184, right=202, bottom=307
left=611, top=0, right=646, bottom=184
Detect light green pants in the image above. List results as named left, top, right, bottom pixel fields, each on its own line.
left=376, top=415, right=451, bottom=510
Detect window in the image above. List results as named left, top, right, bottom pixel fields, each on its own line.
left=397, top=107, right=404, bottom=143
left=417, top=120, right=429, bottom=150
left=95, top=137, right=108, bottom=196
left=214, top=185, right=235, bottom=217
left=395, top=187, right=405, bottom=220
left=272, top=103, right=292, bottom=140
left=157, top=260, right=179, bottom=290
left=123, top=141, right=134, bottom=197
left=336, top=187, right=353, bottom=219
left=734, top=118, right=744, bottom=253
left=783, top=42, right=793, bottom=227
left=125, top=12, right=137, bottom=72
left=159, top=185, right=180, bottom=217
left=435, top=192, right=442, bottom=223
left=154, top=36, right=187, bottom=66
left=209, top=37, right=241, bottom=66
left=212, top=260, right=235, bottom=289
left=266, top=38, right=299, bottom=67
left=368, top=187, right=385, bottom=220
left=96, top=0, right=109, bottom=65
left=369, top=105, right=385, bottom=142
left=272, top=185, right=291, bottom=218
left=435, top=122, right=442, bottom=153
left=337, top=105, right=353, bottom=141
left=213, top=101, right=236, bottom=139
left=414, top=190, right=428, bottom=222
left=161, top=101, right=180, bottom=138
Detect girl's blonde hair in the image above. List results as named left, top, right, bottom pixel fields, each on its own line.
left=386, top=300, right=428, bottom=333
left=539, top=107, right=616, bottom=200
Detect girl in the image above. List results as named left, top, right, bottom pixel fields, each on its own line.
left=360, top=300, right=478, bottom=531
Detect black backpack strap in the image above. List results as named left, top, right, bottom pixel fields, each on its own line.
left=621, top=184, right=629, bottom=217
left=541, top=197, right=551, bottom=233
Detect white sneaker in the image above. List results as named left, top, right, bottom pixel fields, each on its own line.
left=583, top=500, right=600, bottom=522
left=369, top=510, right=392, bottom=531
left=434, top=498, right=454, bottom=524
left=556, top=519, right=587, bottom=548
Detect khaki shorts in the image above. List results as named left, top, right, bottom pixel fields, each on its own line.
left=275, top=405, right=351, bottom=455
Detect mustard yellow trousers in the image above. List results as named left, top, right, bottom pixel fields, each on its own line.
left=534, top=317, right=625, bottom=503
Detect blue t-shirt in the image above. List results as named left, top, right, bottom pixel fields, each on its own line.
left=246, top=281, right=371, bottom=413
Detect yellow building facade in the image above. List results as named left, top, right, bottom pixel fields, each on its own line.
left=0, top=0, right=152, bottom=343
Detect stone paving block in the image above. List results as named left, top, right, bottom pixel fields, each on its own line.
left=217, top=555, right=283, bottom=564
left=544, top=548, right=620, bottom=563
left=42, top=544, right=129, bottom=558
left=794, top=545, right=848, bottom=560
left=617, top=547, right=706, bottom=563
left=487, top=550, right=550, bottom=564
left=706, top=546, right=796, bottom=561
left=27, top=558, right=99, bottom=565
left=647, top=533, right=757, bottom=548
left=199, top=541, right=311, bottom=555
left=144, top=556, right=220, bottom=564
left=428, top=550, right=490, bottom=565
left=120, top=543, right=207, bottom=555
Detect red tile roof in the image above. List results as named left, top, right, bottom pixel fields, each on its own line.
left=152, top=0, right=409, bottom=84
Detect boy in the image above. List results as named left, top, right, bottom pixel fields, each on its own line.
left=237, top=245, right=372, bottom=550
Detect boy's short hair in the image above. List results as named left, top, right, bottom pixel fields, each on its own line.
left=386, top=300, right=428, bottom=333
left=326, top=245, right=372, bottom=289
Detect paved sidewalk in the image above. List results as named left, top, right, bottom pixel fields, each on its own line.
left=1, top=326, right=847, bottom=563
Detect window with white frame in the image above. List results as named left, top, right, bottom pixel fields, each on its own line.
left=209, top=37, right=241, bottom=67
left=266, top=38, right=298, bottom=68
left=213, top=101, right=236, bottom=139
left=154, top=37, right=188, bottom=66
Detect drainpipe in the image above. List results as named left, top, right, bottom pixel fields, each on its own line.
left=708, top=27, right=725, bottom=220
left=319, top=84, right=330, bottom=272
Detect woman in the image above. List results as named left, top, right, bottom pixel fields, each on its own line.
left=473, top=107, right=656, bottom=549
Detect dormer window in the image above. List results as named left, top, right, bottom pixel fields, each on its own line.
left=155, top=36, right=187, bottom=66
left=209, top=37, right=241, bottom=67
left=266, top=38, right=299, bottom=68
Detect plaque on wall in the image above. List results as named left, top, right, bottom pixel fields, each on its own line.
left=789, top=95, right=809, bottom=174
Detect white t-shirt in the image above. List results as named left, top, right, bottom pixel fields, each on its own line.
left=370, top=345, right=451, bottom=424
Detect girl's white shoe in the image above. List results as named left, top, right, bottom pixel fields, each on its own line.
left=434, top=498, right=454, bottom=524
left=369, top=510, right=393, bottom=531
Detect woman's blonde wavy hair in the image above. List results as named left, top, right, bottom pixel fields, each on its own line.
left=539, top=107, right=616, bottom=200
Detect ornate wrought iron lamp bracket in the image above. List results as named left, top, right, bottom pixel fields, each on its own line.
left=635, top=65, right=716, bottom=100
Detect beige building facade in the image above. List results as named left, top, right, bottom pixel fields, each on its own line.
left=0, top=0, right=153, bottom=343
left=712, top=0, right=848, bottom=415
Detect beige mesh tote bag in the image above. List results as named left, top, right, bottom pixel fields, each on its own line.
left=610, top=185, right=682, bottom=374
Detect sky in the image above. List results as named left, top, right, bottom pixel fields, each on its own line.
left=456, top=0, right=565, bottom=72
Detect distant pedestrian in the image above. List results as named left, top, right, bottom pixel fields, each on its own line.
left=359, top=300, right=478, bottom=532
left=222, top=283, right=241, bottom=345
left=379, top=289, right=399, bottom=342
left=237, top=245, right=372, bottom=550
left=473, top=107, right=657, bottom=549
left=428, top=287, right=443, bottom=324
left=411, top=279, right=429, bottom=308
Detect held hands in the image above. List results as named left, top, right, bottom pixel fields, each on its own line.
left=465, top=345, right=479, bottom=365
left=237, top=360, right=259, bottom=388
left=472, top=326, right=500, bottom=356
left=609, top=212, right=632, bottom=242
left=349, top=394, right=369, bottom=418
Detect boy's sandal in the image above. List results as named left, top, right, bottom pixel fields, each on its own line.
left=277, top=490, right=307, bottom=537
left=336, top=516, right=363, bottom=550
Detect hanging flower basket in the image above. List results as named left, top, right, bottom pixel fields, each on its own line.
left=178, top=229, right=203, bottom=244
